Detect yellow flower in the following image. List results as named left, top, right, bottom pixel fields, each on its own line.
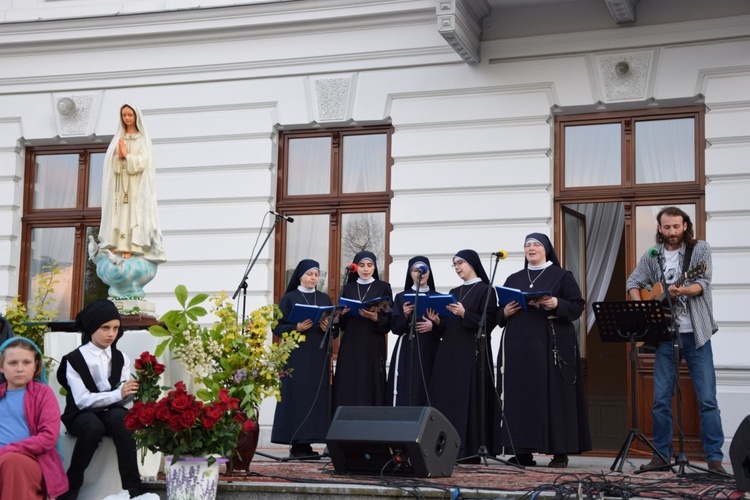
left=150, top=286, right=302, bottom=420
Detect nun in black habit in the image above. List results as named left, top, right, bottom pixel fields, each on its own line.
left=387, top=256, right=441, bottom=407
left=427, top=249, right=499, bottom=461
left=333, top=251, right=393, bottom=409
left=271, top=259, right=335, bottom=458
left=496, top=233, right=591, bottom=468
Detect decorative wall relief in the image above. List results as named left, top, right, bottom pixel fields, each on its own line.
left=52, top=91, right=103, bottom=137
left=593, top=50, right=657, bottom=102
left=308, top=74, right=357, bottom=123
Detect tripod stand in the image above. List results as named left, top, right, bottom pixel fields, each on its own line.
left=457, top=253, right=521, bottom=469
left=592, top=301, right=671, bottom=472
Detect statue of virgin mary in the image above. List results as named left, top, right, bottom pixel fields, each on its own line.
left=99, top=103, right=166, bottom=264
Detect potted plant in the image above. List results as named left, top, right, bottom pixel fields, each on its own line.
left=148, top=285, right=302, bottom=471
left=126, top=352, right=242, bottom=499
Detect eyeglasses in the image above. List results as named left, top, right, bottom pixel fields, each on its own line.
left=452, top=259, right=466, bottom=268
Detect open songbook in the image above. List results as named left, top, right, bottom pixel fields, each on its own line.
left=402, top=293, right=457, bottom=317
left=495, top=286, right=551, bottom=311
left=338, top=296, right=391, bottom=317
left=287, top=304, right=336, bottom=324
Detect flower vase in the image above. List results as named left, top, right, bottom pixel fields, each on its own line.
left=165, top=456, right=227, bottom=500
left=228, top=418, right=260, bottom=474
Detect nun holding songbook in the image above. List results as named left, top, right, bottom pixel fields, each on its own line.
left=387, top=256, right=442, bottom=407
left=272, top=259, right=335, bottom=459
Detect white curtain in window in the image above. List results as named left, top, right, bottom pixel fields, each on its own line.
left=636, top=118, right=694, bottom=184
left=31, top=157, right=77, bottom=299
left=571, top=203, right=624, bottom=333
left=342, top=135, right=386, bottom=193
left=564, top=121, right=627, bottom=332
left=565, top=124, right=621, bottom=187
left=34, top=155, right=78, bottom=209
left=285, top=214, right=330, bottom=289
left=288, top=138, right=330, bottom=195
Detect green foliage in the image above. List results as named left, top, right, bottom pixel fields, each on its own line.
left=2, top=263, right=61, bottom=371
left=149, top=285, right=303, bottom=420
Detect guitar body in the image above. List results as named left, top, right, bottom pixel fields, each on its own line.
left=626, top=261, right=705, bottom=347
left=632, top=261, right=707, bottom=303
left=639, top=282, right=665, bottom=302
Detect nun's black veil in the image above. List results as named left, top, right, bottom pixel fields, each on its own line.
left=403, top=256, right=436, bottom=292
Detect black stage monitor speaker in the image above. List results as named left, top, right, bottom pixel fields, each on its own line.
left=325, top=406, right=460, bottom=478
left=730, top=415, right=750, bottom=492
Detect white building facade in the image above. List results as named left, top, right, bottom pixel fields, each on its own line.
left=1, top=0, right=749, bottom=456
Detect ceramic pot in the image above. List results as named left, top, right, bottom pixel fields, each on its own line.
left=165, top=455, right=227, bottom=500
left=228, top=419, right=260, bottom=473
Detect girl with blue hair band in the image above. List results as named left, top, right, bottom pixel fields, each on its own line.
left=0, top=336, right=69, bottom=499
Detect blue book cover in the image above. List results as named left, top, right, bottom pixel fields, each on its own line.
left=287, top=304, right=335, bottom=324
left=338, top=296, right=390, bottom=317
left=402, top=293, right=457, bottom=317
left=495, top=286, right=551, bottom=311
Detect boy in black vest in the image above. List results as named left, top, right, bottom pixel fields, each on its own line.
left=57, top=300, right=143, bottom=499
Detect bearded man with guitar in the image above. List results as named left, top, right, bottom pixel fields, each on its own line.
left=626, top=206, right=726, bottom=474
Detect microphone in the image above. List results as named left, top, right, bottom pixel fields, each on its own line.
left=492, top=249, right=508, bottom=259
left=648, top=246, right=660, bottom=258
left=269, top=211, right=294, bottom=223
left=414, top=264, right=429, bottom=275
left=345, top=263, right=359, bottom=273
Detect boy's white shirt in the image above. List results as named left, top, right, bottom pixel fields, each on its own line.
left=66, top=342, right=131, bottom=409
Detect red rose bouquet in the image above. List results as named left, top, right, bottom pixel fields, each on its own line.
left=133, top=351, right=165, bottom=402
left=126, top=351, right=241, bottom=465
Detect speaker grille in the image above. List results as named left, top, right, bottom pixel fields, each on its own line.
left=337, top=442, right=416, bottom=475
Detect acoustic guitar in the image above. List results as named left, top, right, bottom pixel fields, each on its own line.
left=638, top=261, right=707, bottom=302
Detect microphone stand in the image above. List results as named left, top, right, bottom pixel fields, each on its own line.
left=458, top=254, right=521, bottom=468
left=232, top=214, right=283, bottom=329
left=237, top=213, right=314, bottom=463
left=321, top=269, right=352, bottom=426
left=406, top=270, right=424, bottom=406
left=643, top=250, right=713, bottom=475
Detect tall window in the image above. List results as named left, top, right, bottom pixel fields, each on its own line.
left=274, top=126, right=393, bottom=300
left=554, top=106, right=705, bottom=334
left=556, top=107, right=703, bottom=198
left=555, top=106, right=705, bottom=287
left=554, top=106, right=706, bottom=453
left=21, top=145, right=109, bottom=319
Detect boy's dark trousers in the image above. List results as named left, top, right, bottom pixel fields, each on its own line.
left=64, top=406, right=141, bottom=493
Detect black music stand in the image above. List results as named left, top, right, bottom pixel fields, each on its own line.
left=592, top=300, right=673, bottom=472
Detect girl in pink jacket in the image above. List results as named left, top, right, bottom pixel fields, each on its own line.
left=0, top=337, right=69, bottom=499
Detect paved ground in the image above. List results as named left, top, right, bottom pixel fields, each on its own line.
left=252, top=445, right=735, bottom=474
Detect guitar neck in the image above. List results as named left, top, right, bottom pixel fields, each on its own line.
left=673, top=272, right=689, bottom=289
